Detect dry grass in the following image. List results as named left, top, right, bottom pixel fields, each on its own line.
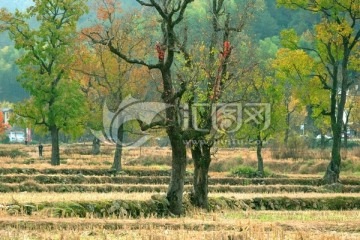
left=1, top=144, right=359, bottom=175
left=1, top=143, right=360, bottom=239
left=0, top=211, right=359, bottom=239
left=2, top=192, right=360, bottom=205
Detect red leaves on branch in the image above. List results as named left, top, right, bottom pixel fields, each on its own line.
left=211, top=41, right=232, bottom=101
left=221, top=41, right=232, bottom=59
left=155, top=42, right=166, bottom=62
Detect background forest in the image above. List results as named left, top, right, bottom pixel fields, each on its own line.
left=0, top=0, right=318, bottom=102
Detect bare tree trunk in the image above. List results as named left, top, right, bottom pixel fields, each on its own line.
left=191, top=142, right=211, bottom=209
left=92, top=137, right=100, bottom=155
left=256, top=135, right=264, bottom=177
left=166, top=126, right=187, bottom=215
left=112, top=124, right=124, bottom=173
left=320, top=133, right=326, bottom=149
left=160, top=66, right=188, bottom=215
left=284, top=102, right=291, bottom=146
left=324, top=62, right=347, bottom=184
left=50, top=126, right=60, bottom=166
left=343, top=125, right=348, bottom=148
left=324, top=127, right=342, bottom=183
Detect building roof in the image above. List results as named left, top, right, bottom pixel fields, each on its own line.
left=1, top=108, right=13, bottom=112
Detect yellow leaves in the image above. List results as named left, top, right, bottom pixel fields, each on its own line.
left=315, top=20, right=352, bottom=46
left=273, top=48, right=314, bottom=81
left=276, top=0, right=308, bottom=9
left=199, top=44, right=206, bottom=53
left=272, top=48, right=318, bottom=106
left=280, top=29, right=300, bottom=50
left=348, top=43, right=360, bottom=71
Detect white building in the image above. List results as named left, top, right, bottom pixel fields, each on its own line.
left=1, top=108, right=29, bottom=143
left=1, top=108, right=13, bottom=125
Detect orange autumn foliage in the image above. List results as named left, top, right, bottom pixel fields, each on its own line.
left=0, top=111, right=6, bottom=135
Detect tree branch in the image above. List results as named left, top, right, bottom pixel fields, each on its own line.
left=82, top=31, right=160, bottom=70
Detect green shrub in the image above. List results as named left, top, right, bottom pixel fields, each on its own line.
left=0, top=149, right=29, bottom=159
left=23, top=158, right=36, bottom=164
left=60, top=159, right=68, bottom=164
left=230, top=166, right=273, bottom=178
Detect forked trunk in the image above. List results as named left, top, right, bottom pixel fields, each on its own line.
left=191, top=142, right=211, bottom=209
left=50, top=126, right=60, bottom=166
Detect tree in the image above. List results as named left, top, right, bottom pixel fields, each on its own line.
left=179, top=0, right=261, bottom=208
left=74, top=27, right=150, bottom=173
left=277, top=0, right=360, bottom=183
left=0, top=0, right=89, bottom=165
left=84, top=0, right=194, bottom=215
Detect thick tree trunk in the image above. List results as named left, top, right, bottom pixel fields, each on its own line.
left=166, top=126, right=187, bottom=216
left=324, top=78, right=344, bottom=183
left=50, top=126, right=60, bottom=166
left=256, top=136, right=264, bottom=177
left=191, top=142, right=211, bottom=209
left=324, top=127, right=342, bottom=183
left=92, top=137, right=100, bottom=155
left=324, top=53, right=349, bottom=184
left=112, top=124, right=124, bottom=173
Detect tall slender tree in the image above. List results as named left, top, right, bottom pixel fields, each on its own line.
left=0, top=0, right=89, bottom=165
left=277, top=0, right=360, bottom=183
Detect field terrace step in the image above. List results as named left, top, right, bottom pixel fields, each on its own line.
left=0, top=217, right=246, bottom=232
left=1, top=183, right=360, bottom=193
left=2, top=195, right=360, bottom=218
left=1, top=174, right=360, bottom=185
left=1, top=216, right=358, bottom=234
left=1, top=217, right=360, bottom=240
left=0, top=167, right=175, bottom=176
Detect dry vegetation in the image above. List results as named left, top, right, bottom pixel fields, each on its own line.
left=0, top=143, right=360, bottom=239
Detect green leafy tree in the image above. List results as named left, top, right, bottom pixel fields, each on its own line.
left=0, top=0, right=89, bottom=165
left=277, top=0, right=360, bottom=183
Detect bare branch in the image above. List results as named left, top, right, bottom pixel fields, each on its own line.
left=82, top=31, right=160, bottom=70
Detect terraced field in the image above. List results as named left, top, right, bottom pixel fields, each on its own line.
left=0, top=144, right=360, bottom=239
